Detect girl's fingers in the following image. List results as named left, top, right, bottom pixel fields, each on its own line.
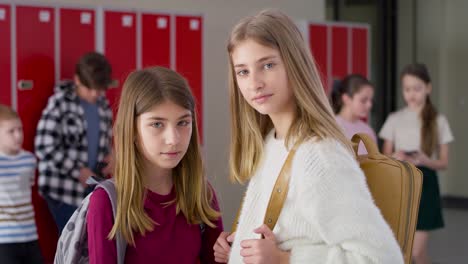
left=215, top=232, right=232, bottom=251
left=214, top=242, right=230, bottom=254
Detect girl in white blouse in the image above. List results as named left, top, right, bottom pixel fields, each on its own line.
left=379, top=63, right=454, bottom=264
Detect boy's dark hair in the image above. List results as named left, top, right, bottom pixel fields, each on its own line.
left=75, top=52, right=112, bottom=90
left=0, top=104, right=20, bottom=122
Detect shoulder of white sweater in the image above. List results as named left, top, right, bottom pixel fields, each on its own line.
left=296, top=137, right=357, bottom=167
left=293, top=137, right=363, bottom=182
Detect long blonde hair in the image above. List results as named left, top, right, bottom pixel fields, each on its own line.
left=109, top=66, right=220, bottom=245
left=227, top=9, right=352, bottom=183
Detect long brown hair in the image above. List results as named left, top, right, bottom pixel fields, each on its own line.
left=401, top=63, right=438, bottom=156
left=109, top=67, right=220, bottom=245
left=227, top=9, right=352, bottom=183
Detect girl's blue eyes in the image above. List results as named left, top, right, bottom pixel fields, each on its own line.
left=236, top=62, right=275, bottom=76
left=178, top=120, right=191, bottom=126
left=150, top=120, right=191, bottom=128
left=151, top=122, right=163, bottom=128
left=264, top=63, right=274, bottom=69
left=237, top=69, right=248, bottom=76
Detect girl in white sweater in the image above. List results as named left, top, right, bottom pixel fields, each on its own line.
left=213, top=9, right=403, bottom=264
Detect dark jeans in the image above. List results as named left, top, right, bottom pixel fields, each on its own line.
left=0, top=240, right=44, bottom=264
left=44, top=196, right=78, bottom=235
left=44, top=186, right=93, bottom=234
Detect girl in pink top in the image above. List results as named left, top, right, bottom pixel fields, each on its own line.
left=86, top=67, right=223, bottom=263
left=331, top=74, right=377, bottom=154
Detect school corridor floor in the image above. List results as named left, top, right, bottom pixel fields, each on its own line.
left=429, top=208, right=468, bottom=263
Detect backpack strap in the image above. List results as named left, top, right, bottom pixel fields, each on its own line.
left=96, top=180, right=127, bottom=264
left=351, top=133, right=387, bottom=160
left=261, top=143, right=298, bottom=233
left=232, top=142, right=299, bottom=233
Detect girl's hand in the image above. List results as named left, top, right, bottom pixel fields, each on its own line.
left=240, top=224, right=290, bottom=264
left=410, top=151, right=430, bottom=166
left=392, top=150, right=407, bottom=161
left=78, top=167, right=95, bottom=187
left=214, top=231, right=235, bottom=263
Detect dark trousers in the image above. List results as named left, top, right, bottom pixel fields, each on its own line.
left=44, top=186, right=93, bottom=234
left=44, top=196, right=78, bottom=234
left=0, top=240, right=44, bottom=264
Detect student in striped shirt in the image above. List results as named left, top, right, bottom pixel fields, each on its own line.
left=0, top=104, right=43, bottom=263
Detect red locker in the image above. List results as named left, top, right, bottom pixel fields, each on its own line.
left=16, top=5, right=58, bottom=263
left=176, top=15, right=203, bottom=141
left=352, top=27, right=369, bottom=78
left=104, top=10, right=136, bottom=112
left=331, top=25, right=349, bottom=82
left=16, top=6, right=55, bottom=154
left=309, top=24, right=329, bottom=93
left=0, top=4, right=11, bottom=106
left=142, top=13, right=171, bottom=68
left=60, top=8, right=95, bottom=80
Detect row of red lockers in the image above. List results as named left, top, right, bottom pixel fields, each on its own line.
left=0, top=3, right=369, bottom=262
left=0, top=4, right=203, bottom=262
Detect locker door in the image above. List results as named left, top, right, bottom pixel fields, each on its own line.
left=142, top=13, right=170, bottom=68
left=176, top=15, right=203, bottom=141
left=352, top=27, right=369, bottom=78
left=331, top=25, right=349, bottom=81
left=16, top=6, right=55, bottom=152
left=0, top=4, right=11, bottom=106
left=60, top=8, right=95, bottom=80
left=309, top=24, right=329, bottom=93
left=104, top=10, right=136, bottom=112
left=16, top=6, right=57, bottom=263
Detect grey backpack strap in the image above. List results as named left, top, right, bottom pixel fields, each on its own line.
left=97, top=180, right=127, bottom=264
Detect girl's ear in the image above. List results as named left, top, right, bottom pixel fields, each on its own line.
left=342, top=93, right=352, bottom=105
left=426, top=83, right=432, bottom=95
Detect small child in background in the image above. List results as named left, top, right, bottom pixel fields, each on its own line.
left=331, top=74, right=376, bottom=154
left=0, top=104, right=43, bottom=264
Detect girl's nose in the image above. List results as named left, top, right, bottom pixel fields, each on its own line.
left=165, top=126, right=180, bottom=145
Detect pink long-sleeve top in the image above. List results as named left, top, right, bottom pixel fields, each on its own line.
left=86, top=186, right=223, bottom=264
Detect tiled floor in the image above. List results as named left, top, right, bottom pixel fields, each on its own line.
left=428, top=209, right=468, bottom=263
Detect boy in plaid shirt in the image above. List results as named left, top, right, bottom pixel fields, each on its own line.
left=34, top=52, right=113, bottom=233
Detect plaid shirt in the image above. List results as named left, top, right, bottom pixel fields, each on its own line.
left=34, top=81, right=113, bottom=206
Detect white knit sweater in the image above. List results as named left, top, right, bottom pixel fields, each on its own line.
left=229, top=131, right=403, bottom=264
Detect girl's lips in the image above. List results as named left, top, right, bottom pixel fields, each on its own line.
left=161, top=151, right=180, bottom=159
left=161, top=151, right=181, bottom=158
left=253, top=94, right=272, bottom=103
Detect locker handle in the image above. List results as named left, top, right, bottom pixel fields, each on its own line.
left=108, top=79, right=119, bottom=89
left=17, top=80, right=34, bottom=90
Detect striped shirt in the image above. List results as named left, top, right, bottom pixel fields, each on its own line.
left=0, top=150, right=38, bottom=243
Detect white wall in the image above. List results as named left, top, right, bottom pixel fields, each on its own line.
left=398, top=0, right=468, bottom=197
left=29, top=0, right=325, bottom=226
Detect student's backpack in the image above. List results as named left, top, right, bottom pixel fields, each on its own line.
left=351, top=133, right=423, bottom=264
left=54, top=179, right=127, bottom=264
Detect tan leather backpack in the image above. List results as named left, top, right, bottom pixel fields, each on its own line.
left=351, top=133, right=423, bottom=264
